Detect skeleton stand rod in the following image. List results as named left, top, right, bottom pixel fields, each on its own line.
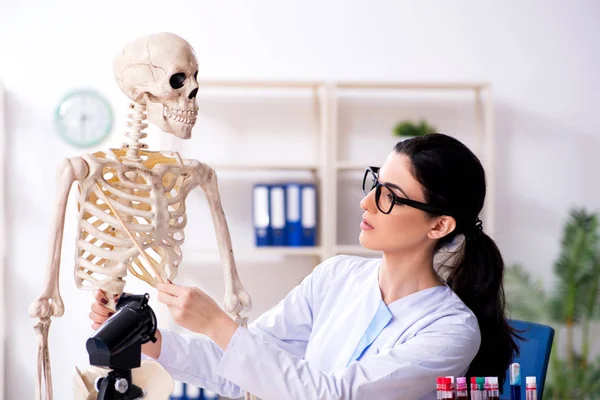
left=94, top=182, right=165, bottom=285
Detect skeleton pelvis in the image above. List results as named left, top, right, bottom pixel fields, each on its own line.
left=73, top=360, right=174, bottom=400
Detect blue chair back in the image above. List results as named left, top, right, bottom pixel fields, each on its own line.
left=501, top=320, right=554, bottom=399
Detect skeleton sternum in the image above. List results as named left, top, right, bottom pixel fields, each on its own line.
left=74, top=149, right=191, bottom=293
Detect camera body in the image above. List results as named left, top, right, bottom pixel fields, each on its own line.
left=86, top=292, right=158, bottom=400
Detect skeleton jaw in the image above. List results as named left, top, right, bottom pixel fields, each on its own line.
left=161, top=105, right=198, bottom=139
left=163, top=105, right=198, bottom=125
left=145, top=100, right=198, bottom=139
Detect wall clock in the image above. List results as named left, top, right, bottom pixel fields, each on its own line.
left=54, top=89, right=113, bottom=148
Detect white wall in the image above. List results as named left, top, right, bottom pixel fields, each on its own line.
left=1, top=0, right=600, bottom=399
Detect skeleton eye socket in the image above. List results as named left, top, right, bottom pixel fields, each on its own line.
left=194, top=70, right=198, bottom=80
left=169, top=73, right=186, bottom=89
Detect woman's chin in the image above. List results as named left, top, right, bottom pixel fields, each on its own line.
left=358, top=232, right=375, bottom=250
left=360, top=233, right=388, bottom=254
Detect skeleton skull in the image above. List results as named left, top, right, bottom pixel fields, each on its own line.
left=113, top=32, right=199, bottom=139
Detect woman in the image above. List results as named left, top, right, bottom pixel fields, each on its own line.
left=90, top=133, right=518, bottom=400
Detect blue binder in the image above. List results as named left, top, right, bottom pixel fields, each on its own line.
left=169, top=381, right=186, bottom=400
left=301, top=184, right=317, bottom=246
left=202, top=390, right=219, bottom=399
left=253, top=184, right=271, bottom=246
left=185, top=384, right=201, bottom=400
left=269, top=184, right=286, bottom=246
left=285, top=183, right=303, bottom=246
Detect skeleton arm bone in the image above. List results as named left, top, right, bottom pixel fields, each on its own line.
left=192, top=163, right=251, bottom=321
left=28, top=156, right=88, bottom=400
left=29, top=156, right=89, bottom=318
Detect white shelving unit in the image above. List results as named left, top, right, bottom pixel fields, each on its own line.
left=166, top=79, right=494, bottom=265
left=0, top=79, right=5, bottom=397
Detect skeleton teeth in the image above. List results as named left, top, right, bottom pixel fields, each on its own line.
left=162, top=107, right=197, bottom=124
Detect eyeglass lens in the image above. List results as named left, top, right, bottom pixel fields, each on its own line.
left=363, top=169, right=395, bottom=214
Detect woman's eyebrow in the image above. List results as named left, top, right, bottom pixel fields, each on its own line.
left=382, top=181, right=409, bottom=198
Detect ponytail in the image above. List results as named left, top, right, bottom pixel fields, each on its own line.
left=394, top=133, right=521, bottom=387
left=445, top=232, right=520, bottom=387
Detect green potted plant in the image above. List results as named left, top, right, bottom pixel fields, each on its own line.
left=392, top=119, right=437, bottom=138
left=505, top=208, right=600, bottom=399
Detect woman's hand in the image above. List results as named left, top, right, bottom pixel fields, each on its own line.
left=156, top=282, right=239, bottom=350
left=89, top=289, right=163, bottom=359
left=89, top=289, right=117, bottom=330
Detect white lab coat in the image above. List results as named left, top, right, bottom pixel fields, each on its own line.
left=151, top=255, right=481, bottom=400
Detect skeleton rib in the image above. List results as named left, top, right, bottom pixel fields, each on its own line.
left=79, top=222, right=132, bottom=246
left=78, top=240, right=135, bottom=260
left=92, top=186, right=155, bottom=219
left=96, top=180, right=154, bottom=204
left=75, top=268, right=121, bottom=288
left=108, top=200, right=154, bottom=219
left=75, top=269, right=103, bottom=285
left=82, top=204, right=153, bottom=233
left=77, top=258, right=124, bottom=275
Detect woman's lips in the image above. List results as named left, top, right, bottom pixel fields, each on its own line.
left=360, top=219, right=374, bottom=230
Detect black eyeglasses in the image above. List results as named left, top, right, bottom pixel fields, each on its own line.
left=362, top=166, right=450, bottom=215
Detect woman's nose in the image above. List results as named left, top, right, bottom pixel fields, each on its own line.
left=360, top=189, right=377, bottom=212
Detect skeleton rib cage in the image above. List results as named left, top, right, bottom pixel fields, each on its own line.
left=74, top=149, right=194, bottom=293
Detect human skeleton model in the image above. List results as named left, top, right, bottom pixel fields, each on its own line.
left=28, top=32, right=253, bottom=400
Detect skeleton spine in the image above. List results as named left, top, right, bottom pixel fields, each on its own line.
left=119, top=102, right=145, bottom=288
left=124, top=102, right=148, bottom=162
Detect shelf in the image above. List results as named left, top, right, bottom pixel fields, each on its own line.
left=195, top=80, right=488, bottom=91
left=336, top=162, right=372, bottom=171
left=337, top=81, right=489, bottom=91
left=197, top=80, right=321, bottom=89
left=182, top=246, right=380, bottom=264
left=210, top=163, right=320, bottom=171
left=184, top=246, right=323, bottom=262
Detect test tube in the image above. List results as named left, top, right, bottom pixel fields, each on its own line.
left=477, top=377, right=487, bottom=400
left=456, top=377, right=468, bottom=400
left=525, top=377, right=537, bottom=400
left=486, top=377, right=499, bottom=400
left=445, top=376, right=456, bottom=399
left=510, top=363, right=521, bottom=400
left=470, top=377, right=481, bottom=400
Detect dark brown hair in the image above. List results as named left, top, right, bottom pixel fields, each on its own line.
left=395, top=133, right=519, bottom=386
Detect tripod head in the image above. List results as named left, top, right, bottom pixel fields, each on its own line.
left=86, top=292, right=158, bottom=400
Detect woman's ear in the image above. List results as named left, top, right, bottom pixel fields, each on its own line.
left=427, top=215, right=456, bottom=240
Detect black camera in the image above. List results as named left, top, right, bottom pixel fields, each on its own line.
left=86, top=292, right=158, bottom=400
